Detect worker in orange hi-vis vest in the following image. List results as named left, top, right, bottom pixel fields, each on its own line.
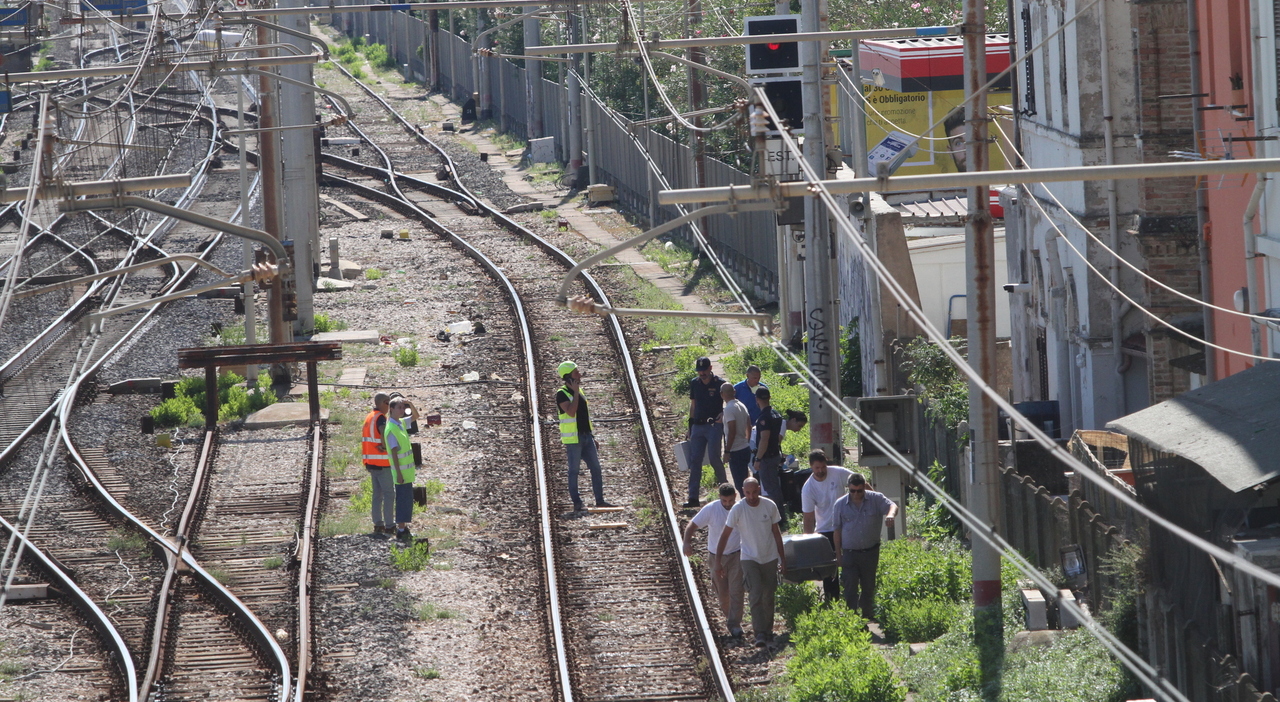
left=362, top=392, right=393, bottom=539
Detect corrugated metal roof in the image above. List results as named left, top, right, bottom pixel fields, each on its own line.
left=1106, top=361, right=1280, bottom=493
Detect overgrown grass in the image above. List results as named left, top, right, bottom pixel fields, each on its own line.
left=415, top=666, right=442, bottom=679
left=365, top=268, right=384, bottom=280
left=777, top=580, right=822, bottom=632
left=262, top=556, right=284, bottom=569
left=319, top=511, right=365, bottom=536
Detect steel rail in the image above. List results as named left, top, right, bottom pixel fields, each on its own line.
left=318, top=162, right=577, bottom=700
left=0, top=513, right=138, bottom=702
left=294, top=421, right=325, bottom=702
left=324, top=63, right=735, bottom=700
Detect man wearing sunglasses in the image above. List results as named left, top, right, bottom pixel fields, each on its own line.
left=831, top=473, right=897, bottom=619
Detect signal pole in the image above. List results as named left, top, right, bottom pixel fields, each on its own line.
left=800, top=0, right=840, bottom=460
left=523, top=4, right=542, bottom=138
left=963, top=0, right=1003, bottom=690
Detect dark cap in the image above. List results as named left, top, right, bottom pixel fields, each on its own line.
left=695, top=356, right=712, bottom=371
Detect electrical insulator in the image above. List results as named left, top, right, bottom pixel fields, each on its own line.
left=749, top=106, right=768, bottom=138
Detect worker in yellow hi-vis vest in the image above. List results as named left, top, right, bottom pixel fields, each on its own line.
left=383, top=397, right=419, bottom=541
left=556, top=361, right=614, bottom=513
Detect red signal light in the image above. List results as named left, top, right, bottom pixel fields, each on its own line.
left=767, top=42, right=781, bottom=51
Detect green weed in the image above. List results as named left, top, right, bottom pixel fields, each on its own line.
left=390, top=541, right=432, bottom=571
left=365, top=268, right=384, bottom=280
left=262, top=556, right=284, bottom=569
left=395, top=346, right=419, bottom=367
left=417, top=602, right=459, bottom=620
left=415, top=666, right=441, bottom=679
left=788, top=606, right=906, bottom=702
left=313, top=313, right=348, bottom=333
left=107, top=530, right=148, bottom=552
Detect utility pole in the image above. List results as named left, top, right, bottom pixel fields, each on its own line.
left=280, top=0, right=318, bottom=336
left=962, top=0, right=1002, bottom=691
left=566, top=6, right=583, bottom=184
left=774, top=0, right=804, bottom=348
left=477, top=8, right=492, bottom=120
left=523, top=4, right=542, bottom=138
left=429, top=0, right=440, bottom=91
left=685, top=0, right=705, bottom=230
left=801, top=0, right=839, bottom=460
left=256, top=24, right=291, bottom=351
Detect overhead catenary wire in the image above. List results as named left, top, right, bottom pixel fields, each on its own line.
left=986, top=121, right=1278, bottom=361
left=748, top=82, right=1280, bottom=608
left=583, top=71, right=1191, bottom=699
left=989, top=118, right=1280, bottom=327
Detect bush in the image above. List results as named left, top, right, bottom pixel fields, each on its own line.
left=717, top=344, right=811, bottom=457
left=362, top=42, right=397, bottom=69
left=876, top=538, right=971, bottom=643
left=151, top=396, right=201, bottom=427
left=151, top=372, right=276, bottom=427
left=900, top=612, right=982, bottom=702
left=777, top=580, right=822, bottom=632
left=788, top=606, right=906, bottom=702
left=365, top=268, right=384, bottom=280
left=880, top=598, right=964, bottom=643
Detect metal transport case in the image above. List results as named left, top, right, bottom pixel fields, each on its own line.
left=781, top=533, right=837, bottom=583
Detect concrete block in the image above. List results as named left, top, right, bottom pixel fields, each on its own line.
left=243, top=403, right=330, bottom=429
left=338, top=259, right=363, bottom=280
left=1021, top=588, right=1048, bottom=630
left=314, top=278, right=356, bottom=293
left=586, top=184, right=615, bottom=206
left=107, top=378, right=163, bottom=394
left=529, top=136, right=556, bottom=164
left=1058, top=589, right=1081, bottom=629
left=310, top=330, right=380, bottom=344
left=2, top=583, right=48, bottom=600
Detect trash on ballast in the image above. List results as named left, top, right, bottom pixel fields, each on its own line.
left=426, top=414, right=442, bottom=426
left=446, top=320, right=473, bottom=334
left=461, top=371, right=481, bottom=382
left=403, top=299, right=418, bottom=305
left=461, top=420, right=477, bottom=430
left=509, top=392, right=524, bottom=402
left=398, top=229, right=411, bottom=240
left=156, top=433, right=172, bottom=448
left=471, top=393, right=482, bottom=400
left=436, top=330, right=451, bottom=342
left=473, top=321, right=487, bottom=334
left=275, top=629, right=290, bottom=643
left=380, top=228, right=395, bottom=239
left=379, top=335, right=395, bottom=345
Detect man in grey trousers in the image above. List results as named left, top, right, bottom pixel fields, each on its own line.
left=832, top=472, right=898, bottom=619
left=361, top=392, right=395, bottom=538
left=714, top=477, right=787, bottom=647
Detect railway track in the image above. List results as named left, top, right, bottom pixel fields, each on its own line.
left=316, top=60, right=736, bottom=702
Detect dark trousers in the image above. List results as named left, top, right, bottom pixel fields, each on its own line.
left=819, top=531, right=840, bottom=601
left=394, top=482, right=414, bottom=524
left=842, top=545, right=880, bottom=619
left=727, top=448, right=751, bottom=494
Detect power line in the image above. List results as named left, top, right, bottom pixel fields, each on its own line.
left=987, top=121, right=1279, bottom=363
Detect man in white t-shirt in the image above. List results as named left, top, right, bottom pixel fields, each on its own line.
left=715, top=477, right=786, bottom=647
left=683, top=483, right=744, bottom=638
left=719, top=383, right=752, bottom=495
left=801, top=449, right=853, bottom=602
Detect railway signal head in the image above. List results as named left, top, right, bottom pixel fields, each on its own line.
left=745, top=16, right=799, bottom=74
left=757, top=79, right=804, bottom=134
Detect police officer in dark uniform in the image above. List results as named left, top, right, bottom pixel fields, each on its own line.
left=683, top=357, right=727, bottom=508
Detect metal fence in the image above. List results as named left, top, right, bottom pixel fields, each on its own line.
left=328, top=3, right=780, bottom=298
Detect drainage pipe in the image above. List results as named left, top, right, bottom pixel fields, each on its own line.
left=1244, top=177, right=1266, bottom=359
left=1098, top=0, right=1125, bottom=412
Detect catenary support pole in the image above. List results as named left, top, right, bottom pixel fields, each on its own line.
left=962, top=0, right=1002, bottom=693
left=477, top=8, right=492, bottom=120
left=429, top=0, right=440, bottom=90
left=257, top=24, right=292, bottom=351
left=566, top=6, right=583, bottom=183
left=686, top=0, right=705, bottom=244
left=280, top=0, right=318, bottom=336
left=237, top=74, right=259, bottom=380
left=801, top=0, right=839, bottom=460
left=523, top=4, right=542, bottom=138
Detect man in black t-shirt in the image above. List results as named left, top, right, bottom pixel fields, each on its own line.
left=753, top=387, right=785, bottom=504
left=683, top=356, right=727, bottom=508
